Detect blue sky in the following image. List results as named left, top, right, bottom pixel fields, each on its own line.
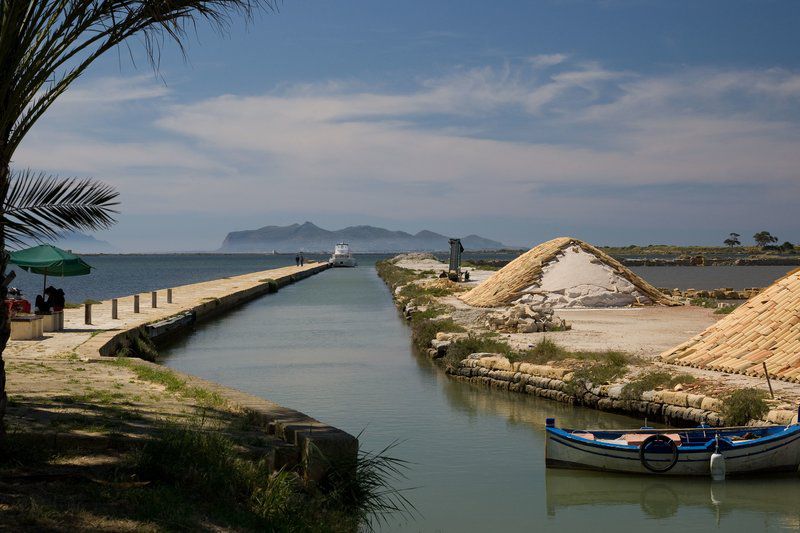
left=15, top=0, right=800, bottom=251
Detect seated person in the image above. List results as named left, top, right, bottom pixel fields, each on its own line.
left=53, top=289, right=65, bottom=312
left=35, top=294, right=51, bottom=314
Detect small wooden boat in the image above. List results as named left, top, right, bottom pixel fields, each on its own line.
left=545, top=416, right=800, bottom=477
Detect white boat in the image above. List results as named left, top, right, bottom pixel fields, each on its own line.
left=545, top=416, right=800, bottom=477
left=329, top=243, right=357, bottom=267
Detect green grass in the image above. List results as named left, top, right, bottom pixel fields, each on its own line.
left=375, top=260, right=423, bottom=291
left=2, top=423, right=415, bottom=532
left=410, top=318, right=465, bottom=352
left=567, top=352, right=631, bottom=393
left=690, top=297, right=718, bottom=309
left=131, top=425, right=414, bottom=531
left=259, top=278, right=279, bottom=293
left=109, top=357, right=224, bottom=407
left=397, top=282, right=458, bottom=301
left=443, top=334, right=513, bottom=366
left=721, top=388, right=769, bottom=425
left=714, top=304, right=739, bottom=315
left=621, top=370, right=696, bottom=399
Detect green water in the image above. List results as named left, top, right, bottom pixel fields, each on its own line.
left=161, top=264, right=800, bottom=532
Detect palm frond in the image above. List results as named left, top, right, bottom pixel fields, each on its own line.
left=1, top=168, right=119, bottom=247
left=1, top=0, right=280, bottom=154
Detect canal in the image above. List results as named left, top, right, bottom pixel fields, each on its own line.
left=161, top=262, right=800, bottom=532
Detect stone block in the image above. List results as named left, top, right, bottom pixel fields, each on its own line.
left=686, top=394, right=704, bottom=409
left=700, top=397, right=723, bottom=412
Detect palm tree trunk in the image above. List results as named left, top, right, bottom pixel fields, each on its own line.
left=0, top=159, right=9, bottom=437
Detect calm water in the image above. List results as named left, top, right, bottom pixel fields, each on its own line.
left=7, top=253, right=795, bottom=303
left=158, top=260, right=800, bottom=532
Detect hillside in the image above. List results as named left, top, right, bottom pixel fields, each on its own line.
left=219, top=222, right=507, bottom=252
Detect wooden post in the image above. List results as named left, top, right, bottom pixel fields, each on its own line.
left=167, top=288, right=173, bottom=304
left=84, top=303, right=92, bottom=325
left=112, top=298, right=118, bottom=319
left=151, top=291, right=157, bottom=308
left=763, top=361, right=775, bottom=399
left=134, top=294, right=140, bottom=313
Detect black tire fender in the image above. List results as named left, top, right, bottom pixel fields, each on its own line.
left=639, top=434, right=679, bottom=473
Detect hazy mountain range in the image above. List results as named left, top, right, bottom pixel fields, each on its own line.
left=39, top=232, right=117, bottom=254
left=219, top=222, right=508, bottom=252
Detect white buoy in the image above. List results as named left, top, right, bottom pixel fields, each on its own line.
left=710, top=435, right=726, bottom=481
left=710, top=452, right=726, bottom=481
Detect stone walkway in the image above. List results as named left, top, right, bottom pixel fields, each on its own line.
left=6, top=262, right=324, bottom=361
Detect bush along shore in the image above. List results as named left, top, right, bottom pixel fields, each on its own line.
left=376, top=257, right=799, bottom=429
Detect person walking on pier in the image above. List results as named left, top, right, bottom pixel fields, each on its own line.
left=295, top=254, right=300, bottom=266
left=299, top=253, right=305, bottom=266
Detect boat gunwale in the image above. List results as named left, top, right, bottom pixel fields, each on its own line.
left=547, top=424, right=800, bottom=454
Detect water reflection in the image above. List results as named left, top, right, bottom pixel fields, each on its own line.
left=440, top=374, right=656, bottom=432
left=546, top=469, right=800, bottom=525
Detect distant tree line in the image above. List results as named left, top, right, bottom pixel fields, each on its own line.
left=724, top=231, right=794, bottom=252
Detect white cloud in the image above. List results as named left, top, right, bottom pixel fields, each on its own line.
left=13, top=58, right=800, bottom=250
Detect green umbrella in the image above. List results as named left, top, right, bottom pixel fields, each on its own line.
left=9, top=244, right=92, bottom=295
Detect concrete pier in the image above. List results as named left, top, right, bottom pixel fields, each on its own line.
left=5, top=261, right=359, bottom=481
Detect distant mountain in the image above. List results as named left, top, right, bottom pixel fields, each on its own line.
left=218, top=222, right=507, bottom=253
left=51, top=232, right=117, bottom=254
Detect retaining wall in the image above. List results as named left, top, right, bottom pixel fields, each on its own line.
left=446, top=355, right=799, bottom=427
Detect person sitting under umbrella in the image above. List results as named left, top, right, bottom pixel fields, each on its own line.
left=35, top=294, right=51, bottom=314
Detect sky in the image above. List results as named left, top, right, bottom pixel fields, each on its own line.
left=14, top=0, right=800, bottom=251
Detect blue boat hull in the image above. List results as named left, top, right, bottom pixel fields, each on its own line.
left=545, top=425, right=800, bottom=476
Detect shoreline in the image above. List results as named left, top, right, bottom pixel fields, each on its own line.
left=376, top=255, right=800, bottom=428
left=1, top=262, right=366, bottom=530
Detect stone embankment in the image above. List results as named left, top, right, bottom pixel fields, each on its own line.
left=443, top=353, right=798, bottom=427
left=377, top=256, right=800, bottom=428
left=467, top=256, right=800, bottom=269
left=659, top=287, right=762, bottom=300
left=623, top=256, right=800, bottom=267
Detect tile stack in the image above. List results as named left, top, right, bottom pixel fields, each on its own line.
left=662, top=268, right=800, bottom=382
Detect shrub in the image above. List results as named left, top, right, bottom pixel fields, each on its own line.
left=721, top=388, right=769, bottom=426
left=566, top=352, right=631, bottom=396
left=443, top=334, right=513, bottom=366
left=690, top=297, right=718, bottom=309
left=714, top=304, right=738, bottom=315
left=260, top=278, right=279, bottom=293
left=133, top=425, right=414, bottom=531
left=410, top=318, right=465, bottom=352
left=513, top=337, right=568, bottom=364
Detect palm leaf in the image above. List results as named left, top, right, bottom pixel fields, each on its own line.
left=1, top=0, right=279, bottom=154
left=1, top=168, right=119, bottom=247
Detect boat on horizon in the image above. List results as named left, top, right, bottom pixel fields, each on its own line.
left=329, top=243, right=357, bottom=267
left=545, top=414, right=800, bottom=477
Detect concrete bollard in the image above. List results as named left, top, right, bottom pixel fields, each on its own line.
left=85, top=303, right=92, bottom=325
left=167, top=288, right=173, bottom=304
left=134, top=294, right=140, bottom=313
left=112, top=298, right=118, bottom=319
left=151, top=291, right=157, bottom=308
